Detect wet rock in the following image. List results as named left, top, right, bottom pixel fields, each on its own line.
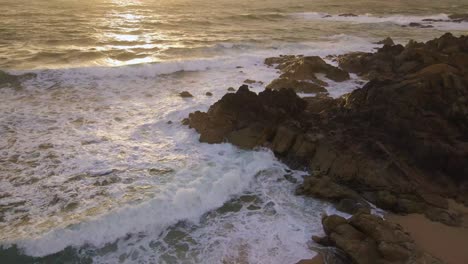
left=0, top=70, right=35, bottom=89
left=247, top=204, right=261, bottom=210
left=272, top=125, right=300, bottom=154
left=338, top=13, right=358, bottom=17
left=375, top=37, right=395, bottom=46
left=296, top=176, right=361, bottom=201
left=263, top=201, right=277, bottom=215
left=448, top=13, right=468, bottom=22
left=408, top=22, right=433, bottom=28
left=243, top=79, right=257, bottom=84
left=179, top=91, right=193, bottom=98
left=227, top=87, right=236, bottom=92
left=217, top=200, right=242, bottom=214
left=185, top=85, right=306, bottom=147
left=284, top=173, right=298, bottom=183
left=274, top=56, right=349, bottom=82
left=186, top=34, right=468, bottom=227
left=205, top=92, right=213, bottom=96
left=336, top=198, right=370, bottom=215
left=266, top=78, right=327, bottom=94
left=264, top=55, right=349, bottom=94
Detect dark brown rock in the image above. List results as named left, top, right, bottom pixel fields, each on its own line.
left=319, top=212, right=420, bottom=264
left=186, top=34, right=468, bottom=228
left=448, top=13, right=468, bottom=22
left=179, top=91, right=193, bottom=98
left=186, top=85, right=306, bottom=148
left=338, top=13, right=358, bottom=17
left=376, top=37, right=395, bottom=46
left=408, top=22, right=433, bottom=28
left=296, top=176, right=361, bottom=201
left=266, top=78, right=327, bottom=94
left=244, top=79, right=257, bottom=84
left=265, top=55, right=350, bottom=94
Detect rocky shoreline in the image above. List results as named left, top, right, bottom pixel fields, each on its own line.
left=183, top=33, right=468, bottom=264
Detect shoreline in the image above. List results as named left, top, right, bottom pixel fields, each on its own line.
left=386, top=200, right=468, bottom=264
left=184, top=32, right=468, bottom=264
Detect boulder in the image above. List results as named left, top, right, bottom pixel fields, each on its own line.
left=266, top=78, right=327, bottom=94
left=408, top=22, right=433, bottom=28
left=338, top=13, right=358, bottom=17
left=244, top=79, right=257, bottom=84
left=376, top=37, right=395, bottom=46
left=179, top=91, right=193, bottom=98
left=319, top=213, right=420, bottom=264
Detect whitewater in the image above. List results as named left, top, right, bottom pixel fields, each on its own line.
left=0, top=0, right=467, bottom=263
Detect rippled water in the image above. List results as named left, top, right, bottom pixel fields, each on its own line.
left=1, top=0, right=467, bottom=70
left=0, top=0, right=467, bottom=263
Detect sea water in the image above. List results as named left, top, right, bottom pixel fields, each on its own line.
left=0, top=0, right=467, bottom=263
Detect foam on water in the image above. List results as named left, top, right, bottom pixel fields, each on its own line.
left=0, top=33, right=378, bottom=263
left=293, top=12, right=468, bottom=31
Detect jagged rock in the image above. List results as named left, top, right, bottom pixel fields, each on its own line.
left=319, top=213, right=420, bottom=264
left=277, top=56, right=350, bottom=82
left=265, top=56, right=349, bottom=93
left=186, top=34, right=468, bottom=226
left=338, top=33, right=468, bottom=80
left=296, top=176, right=361, bottom=201
left=336, top=198, right=371, bottom=215
left=186, top=85, right=306, bottom=147
left=179, top=91, right=193, bottom=98
left=266, top=78, right=327, bottom=94
left=376, top=37, right=395, bottom=46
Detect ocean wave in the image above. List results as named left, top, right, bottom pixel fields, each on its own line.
left=6, top=148, right=280, bottom=257
left=292, top=12, right=468, bottom=31
left=227, top=13, right=287, bottom=21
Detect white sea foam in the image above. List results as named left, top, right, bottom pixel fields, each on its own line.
left=0, top=54, right=338, bottom=262
left=14, top=147, right=281, bottom=257
left=292, top=12, right=468, bottom=31
left=0, top=34, right=374, bottom=262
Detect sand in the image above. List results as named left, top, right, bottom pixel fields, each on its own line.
left=296, top=254, right=323, bottom=264
left=387, top=200, right=468, bottom=264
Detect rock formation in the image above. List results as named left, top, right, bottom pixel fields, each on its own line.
left=264, top=55, right=350, bottom=94
left=313, top=212, right=444, bottom=264
left=185, top=33, right=468, bottom=263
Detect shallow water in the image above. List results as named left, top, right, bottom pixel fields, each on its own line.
left=0, top=0, right=467, bottom=263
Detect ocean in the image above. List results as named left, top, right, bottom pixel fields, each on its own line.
left=0, top=0, right=467, bottom=263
